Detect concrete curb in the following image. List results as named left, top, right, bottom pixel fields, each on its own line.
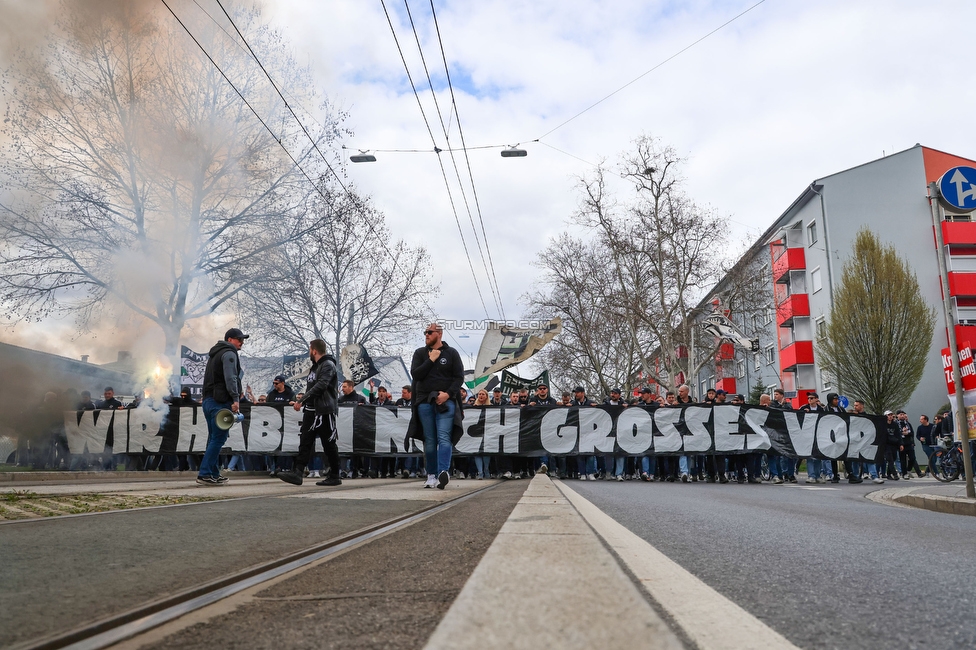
left=892, top=492, right=976, bottom=516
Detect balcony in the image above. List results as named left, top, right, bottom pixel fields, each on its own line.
left=948, top=272, right=976, bottom=297
left=942, top=221, right=976, bottom=246
left=776, top=293, right=810, bottom=327
left=955, top=325, right=976, bottom=349
left=715, top=343, right=735, bottom=361
left=772, top=248, right=806, bottom=283
left=779, top=340, right=814, bottom=370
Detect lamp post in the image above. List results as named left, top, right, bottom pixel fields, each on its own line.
left=929, top=181, right=976, bottom=499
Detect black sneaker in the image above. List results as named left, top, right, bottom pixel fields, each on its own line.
left=437, top=470, right=450, bottom=489
left=277, top=470, right=303, bottom=486
left=316, top=477, right=342, bottom=486
left=195, top=475, right=225, bottom=487
left=215, top=474, right=229, bottom=484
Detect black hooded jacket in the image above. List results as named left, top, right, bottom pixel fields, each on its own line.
left=202, top=340, right=242, bottom=404
left=299, top=354, right=338, bottom=415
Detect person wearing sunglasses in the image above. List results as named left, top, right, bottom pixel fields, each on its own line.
left=408, top=323, right=464, bottom=489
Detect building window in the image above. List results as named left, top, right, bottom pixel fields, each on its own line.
left=821, top=368, right=833, bottom=390
left=815, top=316, right=826, bottom=340
left=754, top=353, right=761, bottom=372
left=811, top=267, right=822, bottom=293
left=807, top=221, right=818, bottom=246
left=764, top=344, right=775, bottom=365
left=764, top=307, right=774, bottom=325
left=736, top=359, right=745, bottom=378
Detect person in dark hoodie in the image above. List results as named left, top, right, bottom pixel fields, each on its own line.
left=277, top=339, right=341, bottom=487
left=408, top=322, right=463, bottom=489
left=197, top=328, right=247, bottom=486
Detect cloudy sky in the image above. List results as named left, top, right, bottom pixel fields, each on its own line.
left=5, top=0, right=976, bottom=368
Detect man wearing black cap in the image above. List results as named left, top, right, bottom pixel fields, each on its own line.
left=490, top=387, right=505, bottom=406
left=265, top=375, right=295, bottom=405
left=197, top=328, right=247, bottom=486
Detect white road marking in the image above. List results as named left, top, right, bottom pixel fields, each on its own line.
left=555, top=479, right=800, bottom=650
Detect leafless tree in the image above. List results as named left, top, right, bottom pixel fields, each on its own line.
left=523, top=233, right=647, bottom=397
left=571, top=136, right=733, bottom=391
left=0, top=2, right=344, bottom=356
left=236, top=190, right=437, bottom=358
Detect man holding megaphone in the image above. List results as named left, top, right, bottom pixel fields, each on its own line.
left=277, top=338, right=341, bottom=487
left=196, top=328, right=248, bottom=486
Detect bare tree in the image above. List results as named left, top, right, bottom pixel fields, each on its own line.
left=236, top=191, right=437, bottom=358
left=817, top=229, right=934, bottom=413
left=523, top=233, right=647, bottom=397
left=569, top=136, right=733, bottom=391
left=0, top=3, right=344, bottom=356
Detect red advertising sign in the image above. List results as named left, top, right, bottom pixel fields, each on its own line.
left=942, top=341, right=976, bottom=395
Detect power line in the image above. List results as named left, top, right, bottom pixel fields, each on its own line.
left=164, top=0, right=464, bottom=350
left=378, top=0, right=493, bottom=321
left=428, top=0, right=505, bottom=320
left=400, top=0, right=504, bottom=319
left=536, top=0, right=767, bottom=141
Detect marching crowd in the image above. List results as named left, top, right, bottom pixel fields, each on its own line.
left=8, top=377, right=954, bottom=486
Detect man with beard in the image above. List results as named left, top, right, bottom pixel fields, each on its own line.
left=197, top=328, right=247, bottom=486
left=277, top=339, right=341, bottom=487
left=410, top=323, right=464, bottom=489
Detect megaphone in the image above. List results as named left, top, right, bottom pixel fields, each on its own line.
left=215, top=408, right=244, bottom=430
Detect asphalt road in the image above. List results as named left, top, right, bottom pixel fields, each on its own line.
left=569, top=479, right=976, bottom=650
left=0, top=481, right=494, bottom=648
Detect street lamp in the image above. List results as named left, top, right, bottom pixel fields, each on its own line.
left=349, top=151, right=376, bottom=163
left=501, top=147, right=527, bottom=158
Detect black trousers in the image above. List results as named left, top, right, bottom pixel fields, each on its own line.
left=296, top=409, right=340, bottom=478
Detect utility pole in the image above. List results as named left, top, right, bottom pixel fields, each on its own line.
left=929, top=182, right=975, bottom=499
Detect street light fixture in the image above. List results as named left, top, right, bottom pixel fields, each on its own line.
left=501, top=147, right=527, bottom=158
left=349, top=151, right=376, bottom=163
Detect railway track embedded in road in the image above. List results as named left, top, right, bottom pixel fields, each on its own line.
left=14, top=482, right=502, bottom=650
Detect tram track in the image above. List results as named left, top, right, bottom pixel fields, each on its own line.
left=11, top=481, right=505, bottom=650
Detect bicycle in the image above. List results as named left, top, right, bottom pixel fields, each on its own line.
left=928, top=436, right=969, bottom=482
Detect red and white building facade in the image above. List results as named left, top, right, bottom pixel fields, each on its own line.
left=692, top=144, right=976, bottom=415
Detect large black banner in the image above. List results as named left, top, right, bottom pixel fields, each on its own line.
left=63, top=405, right=886, bottom=463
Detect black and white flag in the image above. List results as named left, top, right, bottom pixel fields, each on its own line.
left=340, top=343, right=380, bottom=385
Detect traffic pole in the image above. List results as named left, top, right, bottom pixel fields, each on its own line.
left=929, top=182, right=976, bottom=499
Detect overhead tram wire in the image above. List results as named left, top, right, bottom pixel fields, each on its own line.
left=164, top=0, right=466, bottom=350
left=379, top=0, right=494, bottom=322
left=427, top=0, right=505, bottom=320
left=401, top=0, right=504, bottom=319
left=535, top=0, right=767, bottom=141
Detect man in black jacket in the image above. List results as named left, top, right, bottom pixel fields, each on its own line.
left=278, top=339, right=341, bottom=487
left=265, top=375, right=295, bottom=405
left=411, top=323, right=463, bottom=489
left=197, top=328, right=247, bottom=486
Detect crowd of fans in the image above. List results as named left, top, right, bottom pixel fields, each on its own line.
left=6, top=379, right=960, bottom=486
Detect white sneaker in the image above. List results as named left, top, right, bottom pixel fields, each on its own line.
left=309, top=470, right=321, bottom=478
left=578, top=474, right=586, bottom=480
left=503, top=471, right=513, bottom=479
left=772, top=476, right=783, bottom=484
left=538, top=463, right=548, bottom=475
left=616, top=474, right=624, bottom=482
left=587, top=474, right=597, bottom=481
left=680, top=473, right=689, bottom=483
left=424, top=474, right=437, bottom=488
left=872, top=477, right=885, bottom=484
left=805, top=477, right=817, bottom=484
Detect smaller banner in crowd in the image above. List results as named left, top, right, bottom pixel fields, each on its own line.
left=472, top=318, right=562, bottom=379
left=340, top=343, right=380, bottom=385
left=500, top=369, right=551, bottom=395
left=282, top=354, right=313, bottom=394
left=179, top=346, right=207, bottom=399
left=63, top=404, right=886, bottom=464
